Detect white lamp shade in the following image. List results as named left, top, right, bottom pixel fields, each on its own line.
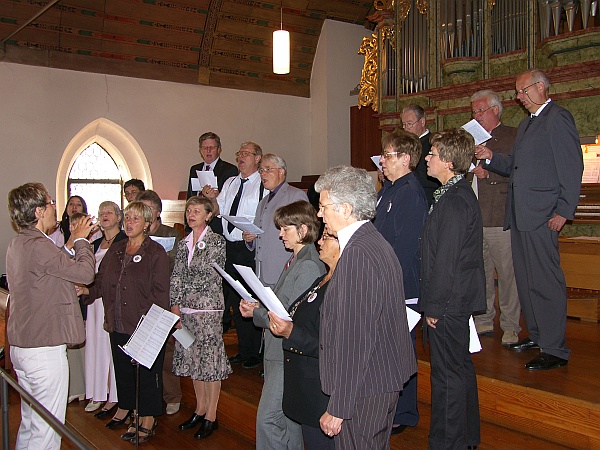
left=273, top=29, right=290, bottom=74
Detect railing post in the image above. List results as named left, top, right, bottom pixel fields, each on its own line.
left=1, top=376, right=9, bottom=450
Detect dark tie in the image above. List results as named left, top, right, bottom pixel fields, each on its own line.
left=529, top=115, right=535, bottom=124
left=228, top=178, right=248, bottom=233
left=205, top=165, right=211, bottom=171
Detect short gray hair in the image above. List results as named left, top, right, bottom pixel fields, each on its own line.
left=521, top=68, right=551, bottom=91
left=471, top=89, right=503, bottom=117
left=314, top=166, right=376, bottom=221
left=261, top=153, right=287, bottom=176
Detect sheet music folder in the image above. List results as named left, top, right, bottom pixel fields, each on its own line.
left=119, top=304, right=179, bottom=369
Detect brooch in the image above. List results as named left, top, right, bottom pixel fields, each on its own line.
left=196, top=241, right=206, bottom=250
left=133, top=255, right=142, bottom=263
left=308, top=292, right=318, bottom=303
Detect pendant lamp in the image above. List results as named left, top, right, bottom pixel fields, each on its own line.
left=273, top=1, right=290, bottom=74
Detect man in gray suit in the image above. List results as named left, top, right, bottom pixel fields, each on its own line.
left=243, top=153, right=309, bottom=288
left=477, top=69, right=583, bottom=371
left=315, top=166, right=417, bottom=449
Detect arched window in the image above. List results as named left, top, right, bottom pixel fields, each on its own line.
left=67, top=143, right=123, bottom=216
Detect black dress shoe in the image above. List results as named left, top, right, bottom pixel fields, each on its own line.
left=525, top=352, right=568, bottom=371
left=228, top=354, right=248, bottom=364
left=106, top=411, right=132, bottom=429
left=390, top=425, right=407, bottom=435
left=179, top=413, right=205, bottom=430
left=94, top=403, right=117, bottom=419
left=242, top=356, right=262, bottom=369
left=194, top=419, right=218, bottom=439
left=506, top=337, right=539, bottom=352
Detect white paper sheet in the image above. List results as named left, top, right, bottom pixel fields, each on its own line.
left=406, top=307, right=421, bottom=332
left=211, top=263, right=256, bottom=302
left=469, top=315, right=482, bottom=353
left=119, top=304, right=180, bottom=369
left=233, top=264, right=292, bottom=321
left=173, top=326, right=195, bottom=349
left=196, top=170, right=218, bottom=189
left=190, top=178, right=202, bottom=192
left=222, top=216, right=264, bottom=234
left=461, top=119, right=493, bottom=146
left=371, top=155, right=382, bottom=169
left=149, top=236, right=176, bottom=252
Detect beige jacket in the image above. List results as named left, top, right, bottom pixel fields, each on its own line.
left=6, top=228, right=95, bottom=347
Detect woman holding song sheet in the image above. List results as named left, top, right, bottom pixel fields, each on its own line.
left=170, top=196, right=231, bottom=440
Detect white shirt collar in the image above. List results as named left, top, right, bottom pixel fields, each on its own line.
left=419, top=129, right=430, bottom=139
left=337, top=220, right=369, bottom=254
left=532, top=99, right=551, bottom=117
left=204, top=157, right=220, bottom=170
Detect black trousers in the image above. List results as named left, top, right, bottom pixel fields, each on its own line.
left=110, top=331, right=166, bottom=417
left=224, top=240, right=262, bottom=360
left=393, top=307, right=420, bottom=427
left=428, top=313, right=480, bottom=450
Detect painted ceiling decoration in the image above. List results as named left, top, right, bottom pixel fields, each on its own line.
left=0, top=0, right=375, bottom=97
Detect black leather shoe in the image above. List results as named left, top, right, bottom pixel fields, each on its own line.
left=94, top=403, right=117, bottom=419
left=390, top=425, right=407, bottom=435
left=242, top=356, right=262, bottom=369
left=228, top=354, right=248, bottom=364
left=525, top=353, right=568, bottom=371
left=106, top=411, right=132, bottom=429
left=179, top=413, right=205, bottom=430
left=194, top=419, right=218, bottom=439
left=506, top=337, right=539, bottom=352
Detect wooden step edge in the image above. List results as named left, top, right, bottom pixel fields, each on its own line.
left=217, top=389, right=257, bottom=442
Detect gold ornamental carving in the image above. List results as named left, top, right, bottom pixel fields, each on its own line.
left=382, top=25, right=395, bottom=49
left=398, top=0, right=411, bottom=20
left=488, top=0, right=496, bottom=9
left=374, top=0, right=394, bottom=11
left=416, top=0, right=428, bottom=15
left=358, top=33, right=379, bottom=112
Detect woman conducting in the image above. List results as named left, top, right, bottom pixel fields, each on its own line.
left=84, top=201, right=126, bottom=416
left=269, top=228, right=339, bottom=450
left=420, top=128, right=485, bottom=449
left=240, top=200, right=325, bottom=450
left=171, top=197, right=232, bottom=439
left=79, top=201, right=170, bottom=444
left=6, top=182, right=95, bottom=449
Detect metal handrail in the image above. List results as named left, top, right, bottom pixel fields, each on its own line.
left=0, top=367, right=91, bottom=449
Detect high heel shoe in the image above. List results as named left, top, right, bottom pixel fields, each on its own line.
left=106, top=410, right=132, bottom=429
left=94, top=403, right=117, bottom=419
left=178, top=413, right=205, bottom=430
left=194, top=419, right=218, bottom=439
left=129, top=419, right=157, bottom=444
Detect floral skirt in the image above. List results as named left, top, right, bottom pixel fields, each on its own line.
left=172, top=311, right=232, bottom=382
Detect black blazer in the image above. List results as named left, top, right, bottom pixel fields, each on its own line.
left=186, top=158, right=238, bottom=234
left=414, top=131, right=441, bottom=206
left=419, top=178, right=486, bottom=318
left=282, top=275, right=330, bottom=428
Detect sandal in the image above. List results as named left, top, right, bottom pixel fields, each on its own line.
left=130, top=420, right=157, bottom=444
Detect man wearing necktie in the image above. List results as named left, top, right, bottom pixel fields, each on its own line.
left=187, top=132, right=238, bottom=234
left=476, top=69, right=583, bottom=371
left=467, top=90, right=521, bottom=347
left=203, top=142, right=267, bottom=368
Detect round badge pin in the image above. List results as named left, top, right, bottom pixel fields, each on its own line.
left=133, top=255, right=142, bottom=263
left=308, top=292, right=318, bottom=302
left=197, top=241, right=206, bottom=250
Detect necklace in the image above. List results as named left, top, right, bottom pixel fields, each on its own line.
left=289, top=277, right=330, bottom=319
left=104, top=233, right=117, bottom=245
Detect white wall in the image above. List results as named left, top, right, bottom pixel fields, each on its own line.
left=310, top=20, right=372, bottom=173
left=0, top=20, right=370, bottom=274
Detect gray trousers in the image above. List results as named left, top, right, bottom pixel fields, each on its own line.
left=475, top=227, right=521, bottom=332
left=257, top=359, right=303, bottom=450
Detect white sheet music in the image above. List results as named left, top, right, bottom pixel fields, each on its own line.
left=371, top=155, right=382, bottom=169
left=461, top=119, right=493, bottom=145
left=212, top=263, right=256, bottom=302
left=149, top=236, right=176, bottom=252
left=469, top=316, right=482, bottom=353
left=233, top=264, right=291, bottom=321
left=196, top=170, right=218, bottom=189
left=120, top=304, right=179, bottom=369
left=222, top=216, right=264, bottom=234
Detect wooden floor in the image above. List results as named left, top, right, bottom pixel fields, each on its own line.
left=1, top=309, right=600, bottom=449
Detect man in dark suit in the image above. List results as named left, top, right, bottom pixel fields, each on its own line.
left=467, top=90, right=521, bottom=347
left=477, top=69, right=583, bottom=371
left=187, top=131, right=238, bottom=234
left=402, top=104, right=441, bottom=206
left=315, top=166, right=417, bottom=449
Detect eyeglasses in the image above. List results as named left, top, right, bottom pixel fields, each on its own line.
left=321, top=234, right=337, bottom=241
left=514, top=81, right=540, bottom=98
left=380, top=151, right=402, bottom=159
left=235, top=150, right=257, bottom=158
left=402, top=120, right=418, bottom=129
left=46, top=199, right=56, bottom=206
left=258, top=166, right=280, bottom=174
left=200, top=145, right=219, bottom=151
left=427, top=152, right=440, bottom=158
left=472, top=105, right=494, bottom=116
left=318, top=203, right=338, bottom=212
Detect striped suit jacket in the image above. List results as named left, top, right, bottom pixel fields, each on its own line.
left=319, top=221, right=417, bottom=419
